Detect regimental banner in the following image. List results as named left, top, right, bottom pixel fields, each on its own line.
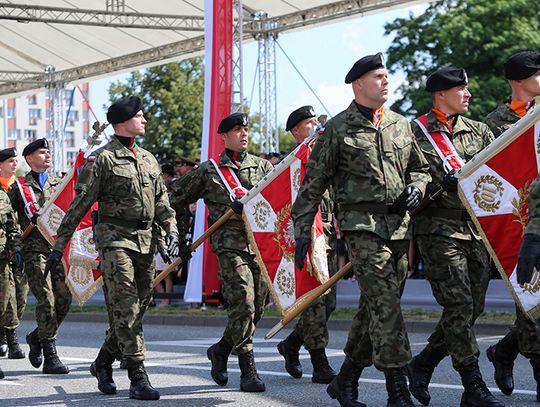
left=457, top=106, right=540, bottom=319
left=243, top=139, right=329, bottom=314
left=37, top=150, right=101, bottom=305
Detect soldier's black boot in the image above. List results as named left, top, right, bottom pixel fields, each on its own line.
left=41, top=340, right=69, bottom=374
left=326, top=357, right=367, bottom=407
left=0, top=364, right=3, bottom=379
left=0, top=328, right=7, bottom=357
left=26, top=329, right=42, bottom=368
left=207, top=337, right=232, bottom=386
left=238, top=350, right=266, bottom=392
left=384, top=367, right=415, bottom=407
left=277, top=331, right=303, bottom=379
left=6, top=329, right=25, bottom=359
left=406, top=344, right=448, bottom=405
left=89, top=347, right=117, bottom=395
left=127, top=361, right=160, bottom=400
left=529, top=356, right=540, bottom=402
left=309, top=348, right=337, bottom=384
left=486, top=332, right=518, bottom=396
left=459, top=361, right=505, bottom=407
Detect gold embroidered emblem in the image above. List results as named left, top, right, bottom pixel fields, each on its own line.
left=512, top=180, right=531, bottom=236
left=520, top=269, right=540, bottom=294
left=79, top=228, right=98, bottom=257
left=473, top=175, right=504, bottom=213
left=273, top=203, right=295, bottom=261
left=275, top=266, right=295, bottom=298
left=69, top=265, right=92, bottom=286
left=47, top=207, right=64, bottom=231
left=292, top=168, right=301, bottom=193
left=253, top=200, right=272, bottom=229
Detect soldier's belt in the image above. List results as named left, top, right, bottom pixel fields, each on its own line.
left=98, top=215, right=153, bottom=230
left=336, top=203, right=402, bottom=214
left=321, top=212, right=333, bottom=223
left=418, top=207, right=471, bottom=221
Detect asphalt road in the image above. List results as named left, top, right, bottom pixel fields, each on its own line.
left=0, top=319, right=538, bottom=406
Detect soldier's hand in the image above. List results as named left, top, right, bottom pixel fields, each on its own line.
left=44, top=249, right=63, bottom=280
left=516, top=234, right=540, bottom=285
left=230, top=199, right=243, bottom=215
left=11, top=251, right=24, bottom=274
left=294, top=237, right=310, bottom=270
left=158, top=245, right=172, bottom=265
left=30, top=213, right=40, bottom=225
left=165, top=232, right=180, bottom=258
left=441, top=169, right=458, bottom=192
left=405, top=186, right=423, bottom=212
left=178, top=241, right=192, bottom=262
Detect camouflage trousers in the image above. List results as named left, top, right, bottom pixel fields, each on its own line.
left=343, top=232, right=412, bottom=370
left=26, top=251, right=72, bottom=341
left=100, top=249, right=155, bottom=363
left=293, top=250, right=337, bottom=350
left=13, top=271, right=28, bottom=321
left=0, top=260, right=18, bottom=330
left=217, top=250, right=269, bottom=355
left=416, top=235, right=490, bottom=370
left=510, top=306, right=540, bottom=358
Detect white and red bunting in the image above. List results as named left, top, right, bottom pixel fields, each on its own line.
left=243, top=140, right=329, bottom=314
left=457, top=107, right=540, bottom=319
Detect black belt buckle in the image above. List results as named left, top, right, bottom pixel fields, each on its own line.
left=138, top=219, right=152, bottom=229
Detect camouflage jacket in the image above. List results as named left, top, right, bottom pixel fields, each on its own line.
left=527, top=177, right=540, bottom=235
left=412, top=111, right=494, bottom=240
left=484, top=103, right=521, bottom=138
left=170, top=150, right=273, bottom=253
left=54, top=136, right=177, bottom=255
left=0, top=188, right=21, bottom=259
left=292, top=101, right=431, bottom=241
left=9, top=172, right=61, bottom=254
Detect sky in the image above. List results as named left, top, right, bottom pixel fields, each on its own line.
left=89, top=3, right=426, bottom=129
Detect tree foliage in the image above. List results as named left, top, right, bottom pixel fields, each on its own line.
left=108, top=58, right=204, bottom=163
left=384, top=0, right=540, bottom=120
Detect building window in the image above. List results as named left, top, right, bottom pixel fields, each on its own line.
left=66, top=110, right=78, bottom=127
left=29, top=108, right=41, bottom=125
left=24, top=129, right=37, bottom=141
left=7, top=107, right=15, bottom=117
left=0, top=107, right=3, bottom=118
left=82, top=109, right=89, bottom=120
left=65, top=131, right=75, bottom=147
left=7, top=129, right=19, bottom=140
left=27, top=94, right=37, bottom=105
left=66, top=151, right=78, bottom=166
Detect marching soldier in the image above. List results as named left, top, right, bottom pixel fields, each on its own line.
left=8, top=139, right=72, bottom=374
left=484, top=50, right=540, bottom=400
left=0, top=148, right=24, bottom=378
left=0, top=148, right=26, bottom=360
left=277, top=105, right=337, bottom=384
left=170, top=112, right=272, bottom=393
left=407, top=67, right=503, bottom=407
left=292, top=53, right=430, bottom=407
left=45, top=96, right=180, bottom=400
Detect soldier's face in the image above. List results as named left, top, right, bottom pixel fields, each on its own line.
left=291, top=117, right=318, bottom=143
left=353, top=68, right=389, bottom=108
left=221, top=125, right=249, bottom=152
left=119, top=110, right=146, bottom=137
left=440, top=85, right=471, bottom=115
left=0, top=157, right=18, bottom=177
left=25, top=148, right=51, bottom=172
left=520, top=70, right=540, bottom=98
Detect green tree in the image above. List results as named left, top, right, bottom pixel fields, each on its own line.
left=384, top=0, right=540, bottom=120
left=108, top=58, right=204, bottom=163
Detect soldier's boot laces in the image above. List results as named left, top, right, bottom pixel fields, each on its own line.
left=89, top=348, right=117, bottom=395
left=406, top=344, right=448, bottom=406
left=238, top=350, right=265, bottom=392
left=277, top=331, right=303, bottom=379
left=326, top=357, right=366, bottom=407
left=127, top=361, right=160, bottom=400
left=6, top=329, right=25, bottom=359
left=309, top=348, right=337, bottom=384
left=486, top=332, right=518, bottom=396
left=384, top=367, right=415, bottom=407
left=26, top=329, right=42, bottom=368
left=41, top=340, right=69, bottom=374
left=207, top=337, right=232, bottom=386
left=530, top=356, right=540, bottom=402
left=459, top=361, right=505, bottom=407
left=0, top=328, right=7, bottom=357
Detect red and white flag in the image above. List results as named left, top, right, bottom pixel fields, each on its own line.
left=243, top=139, right=329, bottom=314
left=457, top=106, right=540, bottom=319
left=37, top=150, right=101, bottom=305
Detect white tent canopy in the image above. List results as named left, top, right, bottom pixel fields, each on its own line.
left=0, top=0, right=425, bottom=97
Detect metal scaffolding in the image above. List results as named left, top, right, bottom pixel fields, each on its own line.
left=45, top=66, right=66, bottom=174
left=231, top=0, right=244, bottom=114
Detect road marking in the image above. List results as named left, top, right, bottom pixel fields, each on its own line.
left=0, top=380, right=22, bottom=386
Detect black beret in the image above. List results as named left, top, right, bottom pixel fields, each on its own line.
left=286, top=105, right=316, bottom=131
left=504, top=51, right=540, bottom=80
left=22, top=138, right=49, bottom=157
left=0, top=147, right=17, bottom=162
left=161, top=164, right=175, bottom=176
left=218, top=112, right=248, bottom=133
left=345, top=52, right=385, bottom=84
left=175, top=157, right=197, bottom=167
left=106, top=96, right=142, bottom=124
left=426, top=67, right=468, bottom=92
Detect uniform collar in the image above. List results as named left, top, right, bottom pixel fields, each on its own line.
left=346, top=100, right=396, bottom=131
left=219, top=150, right=257, bottom=169
left=425, top=110, right=468, bottom=135
left=112, top=136, right=138, bottom=160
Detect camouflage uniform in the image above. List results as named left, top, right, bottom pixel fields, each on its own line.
left=292, top=101, right=430, bottom=370
left=53, top=137, right=177, bottom=364
left=0, top=189, right=22, bottom=331
left=9, top=173, right=72, bottom=341
left=171, top=151, right=272, bottom=355
left=412, top=111, right=494, bottom=369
